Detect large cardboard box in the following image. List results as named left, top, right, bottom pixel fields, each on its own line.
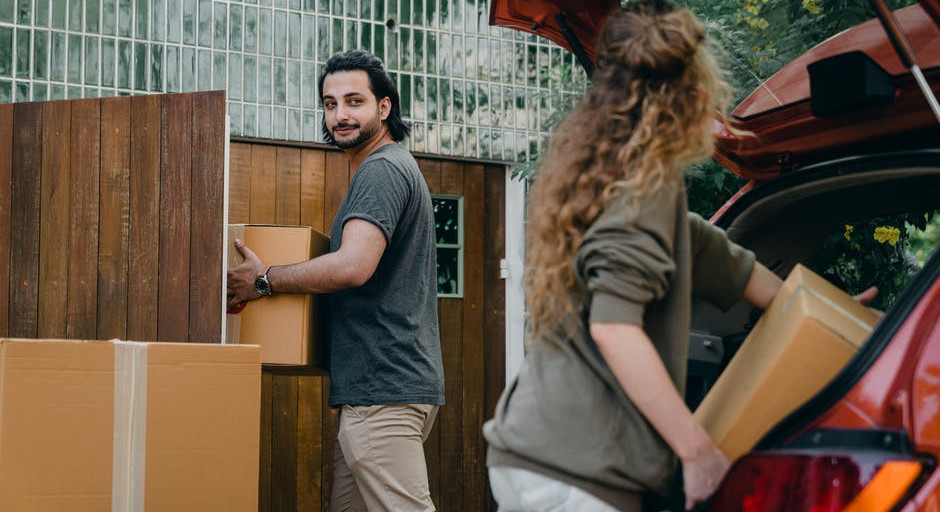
left=0, top=338, right=261, bottom=512
left=694, top=264, right=881, bottom=461
left=226, top=224, right=330, bottom=368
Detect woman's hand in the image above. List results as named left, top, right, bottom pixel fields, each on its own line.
left=681, top=444, right=730, bottom=510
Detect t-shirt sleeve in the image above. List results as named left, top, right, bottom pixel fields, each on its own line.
left=688, top=212, right=755, bottom=310
left=576, top=197, right=677, bottom=327
left=339, top=158, right=411, bottom=243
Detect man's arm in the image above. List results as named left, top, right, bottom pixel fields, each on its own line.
left=226, top=219, right=386, bottom=309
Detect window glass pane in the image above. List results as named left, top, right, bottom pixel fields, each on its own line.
left=436, top=247, right=459, bottom=296
left=433, top=198, right=460, bottom=243
left=432, top=196, right=462, bottom=297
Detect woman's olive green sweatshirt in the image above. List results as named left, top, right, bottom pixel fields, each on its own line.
left=484, top=183, right=755, bottom=509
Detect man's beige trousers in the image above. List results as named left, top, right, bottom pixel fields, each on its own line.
left=330, top=404, right=439, bottom=512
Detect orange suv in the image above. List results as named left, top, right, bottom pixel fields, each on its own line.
left=491, top=1, right=940, bottom=510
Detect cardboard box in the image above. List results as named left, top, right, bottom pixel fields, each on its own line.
left=0, top=338, right=261, bottom=512
left=694, top=264, right=881, bottom=461
left=226, top=224, right=330, bottom=368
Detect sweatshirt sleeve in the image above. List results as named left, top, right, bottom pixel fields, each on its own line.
left=688, top=213, right=755, bottom=311
left=576, top=195, right=677, bottom=327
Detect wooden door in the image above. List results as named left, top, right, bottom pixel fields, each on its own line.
left=229, top=140, right=506, bottom=511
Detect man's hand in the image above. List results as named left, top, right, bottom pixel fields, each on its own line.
left=226, top=239, right=266, bottom=310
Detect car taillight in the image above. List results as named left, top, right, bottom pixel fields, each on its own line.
left=706, top=451, right=930, bottom=512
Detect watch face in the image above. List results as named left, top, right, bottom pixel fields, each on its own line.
left=255, top=275, right=271, bottom=296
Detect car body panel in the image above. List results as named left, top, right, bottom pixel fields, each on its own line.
left=490, top=2, right=940, bottom=508
left=714, top=4, right=940, bottom=181
left=488, top=0, right=617, bottom=65
left=489, top=0, right=940, bottom=181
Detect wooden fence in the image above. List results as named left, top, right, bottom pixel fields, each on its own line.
left=0, top=90, right=506, bottom=511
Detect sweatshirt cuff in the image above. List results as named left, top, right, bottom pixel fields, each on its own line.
left=590, top=292, right=646, bottom=326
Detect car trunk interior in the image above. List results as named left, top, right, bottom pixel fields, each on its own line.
left=686, top=150, right=940, bottom=408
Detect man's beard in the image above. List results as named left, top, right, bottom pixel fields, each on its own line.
left=329, top=109, right=382, bottom=149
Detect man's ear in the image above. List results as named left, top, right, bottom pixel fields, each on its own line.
left=379, top=96, right=391, bottom=121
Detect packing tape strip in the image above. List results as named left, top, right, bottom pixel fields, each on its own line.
left=782, top=284, right=877, bottom=333
left=112, top=341, right=148, bottom=512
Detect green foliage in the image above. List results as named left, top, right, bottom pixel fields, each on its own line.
left=684, top=160, right=747, bottom=218
left=908, top=212, right=940, bottom=266
left=679, top=0, right=916, bottom=103
left=808, top=212, right=939, bottom=311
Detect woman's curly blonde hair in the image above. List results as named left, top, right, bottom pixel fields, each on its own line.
left=525, top=0, right=734, bottom=340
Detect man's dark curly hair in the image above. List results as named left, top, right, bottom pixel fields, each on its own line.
left=319, top=50, right=411, bottom=143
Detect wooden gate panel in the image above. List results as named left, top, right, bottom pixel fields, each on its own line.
left=67, top=99, right=102, bottom=340
left=127, top=94, right=162, bottom=342
left=189, top=91, right=226, bottom=342
left=300, top=149, right=326, bottom=232
left=37, top=99, right=72, bottom=338
left=229, top=142, right=253, bottom=224
left=98, top=97, right=131, bottom=340
left=250, top=145, right=278, bottom=223
left=437, top=297, right=465, bottom=512
left=158, top=94, right=194, bottom=342
left=275, top=147, right=302, bottom=225
left=9, top=102, right=43, bottom=338
left=2, top=92, right=226, bottom=343
left=461, top=163, right=487, bottom=511
left=0, top=103, right=11, bottom=336
left=483, top=165, right=508, bottom=511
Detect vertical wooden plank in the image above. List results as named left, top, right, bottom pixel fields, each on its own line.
left=37, top=100, right=71, bottom=338
left=249, top=145, right=277, bottom=224
left=272, top=374, right=299, bottom=512
left=189, top=91, right=225, bottom=343
left=158, top=93, right=193, bottom=342
left=0, top=103, right=12, bottom=336
left=296, top=375, right=325, bottom=510
left=126, top=94, right=161, bottom=341
left=438, top=298, right=464, bottom=512
left=462, top=163, right=487, bottom=511
left=98, top=97, right=130, bottom=340
left=323, top=150, right=349, bottom=229
left=228, top=142, right=252, bottom=224
left=66, top=99, right=101, bottom=340
left=259, top=373, right=274, bottom=512
left=483, top=165, right=507, bottom=512
left=417, top=158, right=441, bottom=195
left=441, top=160, right=464, bottom=196
left=10, top=102, right=43, bottom=338
left=300, top=149, right=326, bottom=232
left=275, top=146, right=301, bottom=225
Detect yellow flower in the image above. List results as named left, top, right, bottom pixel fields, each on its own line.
left=843, top=224, right=854, bottom=241
left=803, top=0, right=821, bottom=15
left=745, top=4, right=760, bottom=15
left=757, top=18, right=769, bottom=30
left=873, top=226, right=901, bottom=246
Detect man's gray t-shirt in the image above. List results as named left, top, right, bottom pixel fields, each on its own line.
left=327, top=143, right=445, bottom=406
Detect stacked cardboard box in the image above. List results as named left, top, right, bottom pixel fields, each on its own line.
left=694, top=264, right=881, bottom=461
left=226, top=224, right=330, bottom=369
left=0, top=338, right=261, bottom=512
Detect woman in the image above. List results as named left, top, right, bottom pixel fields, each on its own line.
left=483, top=1, right=783, bottom=510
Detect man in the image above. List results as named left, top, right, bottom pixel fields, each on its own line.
left=227, top=49, right=445, bottom=512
